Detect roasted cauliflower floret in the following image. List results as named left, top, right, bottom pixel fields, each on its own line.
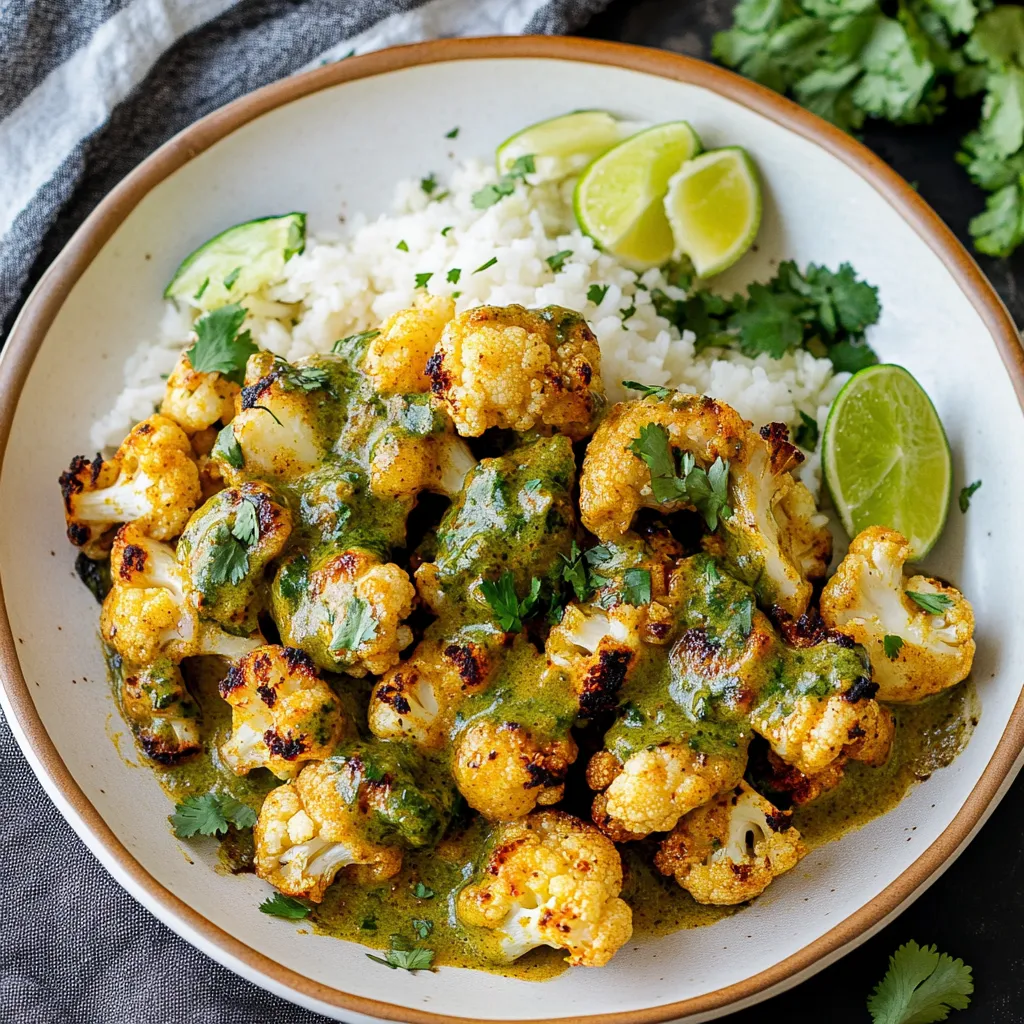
left=579, top=394, right=747, bottom=542
left=59, top=415, right=201, bottom=557
left=588, top=745, right=744, bottom=841
left=427, top=304, right=603, bottom=440
left=254, top=745, right=452, bottom=901
left=820, top=526, right=976, bottom=702
left=363, top=294, right=455, bottom=394
left=544, top=602, right=645, bottom=717
left=101, top=524, right=262, bottom=665
left=121, top=657, right=201, bottom=765
left=369, top=422, right=476, bottom=502
left=453, top=719, right=577, bottom=820
left=654, top=782, right=805, bottom=905
left=368, top=628, right=497, bottom=747
left=752, top=691, right=894, bottom=776
left=272, top=548, right=416, bottom=676
left=456, top=811, right=632, bottom=967
left=161, top=348, right=240, bottom=434
left=714, top=422, right=832, bottom=618
left=228, top=352, right=334, bottom=480
left=177, top=482, right=292, bottom=635
left=218, top=645, right=347, bottom=779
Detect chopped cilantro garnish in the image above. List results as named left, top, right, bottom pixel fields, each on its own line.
left=619, top=301, right=636, bottom=323
left=193, top=277, right=210, bottom=301
left=170, top=793, right=256, bottom=838
left=186, top=303, right=258, bottom=385
left=211, top=423, right=244, bottom=469
left=471, top=154, right=535, bottom=208
left=559, top=541, right=594, bottom=602
left=959, top=479, right=982, bottom=513
left=366, top=947, right=434, bottom=972
left=412, top=882, right=435, bottom=899
left=546, top=249, right=573, bottom=272
left=473, top=256, right=497, bottom=274
left=447, top=267, right=461, bottom=284
left=587, top=283, right=609, bottom=305
left=420, top=173, right=438, bottom=195
left=414, top=271, right=433, bottom=289
left=223, top=266, right=242, bottom=291
left=396, top=239, right=409, bottom=251
left=230, top=498, right=259, bottom=547
left=440, top=225, right=454, bottom=236
left=622, top=380, right=672, bottom=400
left=204, top=525, right=250, bottom=589
left=332, top=328, right=381, bottom=355
left=412, top=918, right=434, bottom=940
left=259, top=893, right=310, bottom=919
left=480, top=571, right=541, bottom=631
left=445, top=126, right=459, bottom=138
left=795, top=410, right=819, bottom=451
left=330, top=597, right=379, bottom=652
left=278, top=365, right=331, bottom=392
left=622, top=568, right=652, bottom=607
left=907, top=591, right=955, bottom=614
left=883, top=635, right=905, bottom=660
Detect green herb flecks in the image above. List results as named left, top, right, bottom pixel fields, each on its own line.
left=907, top=591, right=955, bottom=615
left=471, top=154, right=535, bottom=209
left=480, top=571, right=542, bottom=632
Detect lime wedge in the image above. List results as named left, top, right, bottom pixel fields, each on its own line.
left=822, top=364, right=952, bottom=559
left=497, top=110, right=625, bottom=183
left=664, top=147, right=761, bottom=277
left=573, top=121, right=703, bottom=269
left=165, top=213, right=306, bottom=311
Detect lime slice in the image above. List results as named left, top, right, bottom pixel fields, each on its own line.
left=664, top=147, right=761, bottom=278
left=822, top=364, right=952, bottom=559
left=497, top=110, right=625, bottom=183
left=165, top=213, right=306, bottom=311
left=574, top=121, right=703, bottom=269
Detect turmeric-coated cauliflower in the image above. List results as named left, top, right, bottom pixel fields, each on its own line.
left=820, top=526, right=976, bottom=702
left=427, top=304, right=603, bottom=439
left=654, top=782, right=805, bottom=905
left=121, top=657, right=202, bottom=765
left=59, top=415, right=201, bottom=557
left=369, top=424, right=476, bottom=502
left=456, top=811, right=633, bottom=967
left=101, top=524, right=262, bottom=666
left=161, top=348, right=240, bottom=434
left=254, top=744, right=453, bottom=901
left=218, top=645, right=347, bottom=779
left=453, top=719, right=577, bottom=821
left=363, top=294, right=455, bottom=394
left=587, top=745, right=744, bottom=841
left=272, top=548, right=416, bottom=676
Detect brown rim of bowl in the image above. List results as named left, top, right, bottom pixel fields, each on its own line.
left=1, top=34, right=1022, bottom=1024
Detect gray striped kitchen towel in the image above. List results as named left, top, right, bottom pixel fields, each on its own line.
left=0, top=3, right=609, bottom=1023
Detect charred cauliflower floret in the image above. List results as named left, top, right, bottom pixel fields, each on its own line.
left=59, top=415, right=201, bottom=557
left=820, top=526, right=976, bottom=702
left=272, top=548, right=415, bottom=676
left=228, top=352, right=336, bottom=480
left=120, top=657, right=201, bottom=765
left=368, top=394, right=476, bottom=502
left=161, top=348, right=240, bottom=434
left=427, top=304, right=603, bottom=440
left=101, top=524, right=262, bottom=665
left=453, top=719, right=578, bottom=821
left=713, top=422, right=832, bottom=618
left=579, top=393, right=747, bottom=542
left=654, top=782, right=805, bottom=905
left=456, top=811, right=632, bottom=967
left=218, top=645, right=347, bottom=779
left=254, top=744, right=453, bottom=901
left=363, top=294, right=455, bottom=394
left=368, top=626, right=498, bottom=747
left=588, top=745, right=744, bottom=841
left=177, top=482, right=292, bottom=635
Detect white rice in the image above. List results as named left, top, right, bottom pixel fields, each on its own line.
left=91, top=158, right=846, bottom=491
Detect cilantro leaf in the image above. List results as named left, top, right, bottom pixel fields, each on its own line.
left=587, top=283, right=610, bottom=304
left=730, top=596, right=754, bottom=637
left=480, top=571, right=542, bottom=631
left=212, top=424, right=244, bottom=469
left=907, top=591, right=955, bottom=614
left=186, top=303, right=258, bottom=385
left=445, top=126, right=459, bottom=138
left=396, top=239, right=409, bottom=251
left=412, top=882, right=435, bottom=899
left=446, top=267, right=461, bottom=284
left=473, top=256, right=498, bottom=274
left=223, top=266, right=242, bottom=291
left=883, top=634, right=905, bottom=659
left=440, top=225, right=454, bottom=236
left=867, top=940, right=972, bottom=1024
left=231, top=498, right=260, bottom=547
left=546, top=249, right=573, bottom=272
left=730, top=284, right=806, bottom=358
left=622, top=380, right=673, bottom=400
left=622, top=568, right=652, bottom=606
left=366, top=947, right=435, bottom=972
left=412, top=918, right=434, bottom=940
left=332, top=328, right=380, bottom=357
left=795, top=410, right=820, bottom=450
left=278, top=365, right=331, bottom=393
left=170, top=793, right=256, bottom=838
left=619, top=301, right=637, bottom=322
left=470, top=154, right=536, bottom=208
left=194, top=277, right=210, bottom=301
left=259, top=893, right=310, bottom=919
left=414, top=271, right=433, bottom=289
left=828, top=338, right=880, bottom=372
left=330, top=597, right=379, bottom=652
left=203, top=525, right=250, bottom=590
left=420, top=173, right=438, bottom=195
left=959, top=479, right=982, bottom=512
left=560, top=542, right=593, bottom=602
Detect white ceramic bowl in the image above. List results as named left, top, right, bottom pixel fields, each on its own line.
left=1, top=37, right=1022, bottom=1024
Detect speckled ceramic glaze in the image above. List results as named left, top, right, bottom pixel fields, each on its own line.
left=0, top=38, right=1021, bottom=1024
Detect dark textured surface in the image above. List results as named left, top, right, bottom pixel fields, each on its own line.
left=581, top=4, right=1023, bottom=1023
left=2, top=1, right=1023, bottom=1023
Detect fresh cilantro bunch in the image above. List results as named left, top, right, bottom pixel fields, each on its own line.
left=651, top=260, right=881, bottom=371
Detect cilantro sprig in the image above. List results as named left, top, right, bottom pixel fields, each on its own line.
left=622, top=380, right=673, bottom=400
left=259, top=893, right=311, bottom=919
left=628, top=423, right=733, bottom=530
left=867, top=940, right=972, bottom=1023
left=907, top=591, right=955, bottom=614
left=883, top=634, right=905, bottom=659
left=170, top=793, right=257, bottom=838
left=471, top=154, right=535, bottom=209
left=330, top=596, right=379, bottom=652
left=186, top=303, right=258, bottom=384
left=481, top=571, right=542, bottom=632
left=366, top=946, right=435, bottom=972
